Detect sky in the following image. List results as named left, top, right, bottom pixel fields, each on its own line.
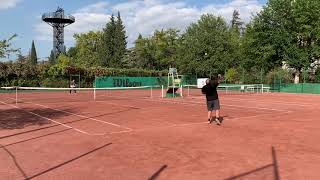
left=0, top=0, right=267, bottom=61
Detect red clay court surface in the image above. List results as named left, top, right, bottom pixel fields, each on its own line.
left=0, top=89, right=320, bottom=180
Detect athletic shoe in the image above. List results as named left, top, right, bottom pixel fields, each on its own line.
left=215, top=118, right=221, bottom=125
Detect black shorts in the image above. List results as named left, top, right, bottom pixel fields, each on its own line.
left=207, top=99, right=220, bottom=111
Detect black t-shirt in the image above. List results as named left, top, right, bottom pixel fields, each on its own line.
left=201, top=82, right=219, bottom=101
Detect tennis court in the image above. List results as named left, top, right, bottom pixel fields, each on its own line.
left=1, top=86, right=320, bottom=180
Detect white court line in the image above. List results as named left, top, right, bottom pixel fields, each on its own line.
left=109, top=130, right=135, bottom=134
left=106, top=111, right=292, bottom=135
left=20, top=97, right=141, bottom=110
left=110, top=109, right=291, bottom=135
left=185, top=94, right=319, bottom=107
left=28, top=102, right=133, bottom=131
left=89, top=100, right=140, bottom=110
left=219, top=97, right=318, bottom=107
left=4, top=94, right=292, bottom=136
left=0, top=100, right=109, bottom=136
left=96, top=94, right=292, bottom=112
left=7, top=97, right=133, bottom=131
left=109, top=121, right=208, bottom=134
left=157, top=98, right=292, bottom=113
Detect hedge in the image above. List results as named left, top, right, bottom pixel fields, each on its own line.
left=0, top=62, right=168, bottom=88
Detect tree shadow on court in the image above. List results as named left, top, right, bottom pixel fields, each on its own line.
left=224, top=147, right=280, bottom=180
left=148, top=165, right=168, bottom=180
left=0, top=144, right=28, bottom=179
left=0, top=143, right=112, bottom=180
left=0, top=108, right=136, bottom=140
left=0, top=107, right=76, bottom=130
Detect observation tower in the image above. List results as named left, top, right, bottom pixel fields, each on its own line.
left=42, top=7, right=75, bottom=57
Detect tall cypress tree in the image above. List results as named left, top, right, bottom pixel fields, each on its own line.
left=100, top=14, right=116, bottom=67
left=30, top=40, right=38, bottom=65
left=99, top=12, right=127, bottom=67
left=231, top=10, right=243, bottom=34
left=114, top=11, right=127, bottom=67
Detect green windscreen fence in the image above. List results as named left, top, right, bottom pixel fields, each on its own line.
left=95, top=77, right=167, bottom=88
left=275, top=83, right=320, bottom=94
left=94, top=76, right=198, bottom=88
left=94, top=76, right=319, bottom=95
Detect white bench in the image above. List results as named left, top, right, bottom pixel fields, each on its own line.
left=246, top=86, right=271, bottom=93
left=262, top=87, right=270, bottom=93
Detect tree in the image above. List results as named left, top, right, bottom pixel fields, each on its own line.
left=133, top=29, right=180, bottom=70
left=0, top=34, right=20, bottom=59
left=17, top=53, right=28, bottom=64
left=231, top=10, right=243, bottom=33
left=100, top=14, right=116, bottom=67
left=242, top=0, right=320, bottom=83
left=56, top=54, right=71, bottom=66
left=241, top=0, right=290, bottom=74
left=153, top=29, right=180, bottom=69
left=49, top=50, right=56, bottom=65
left=121, top=48, right=137, bottom=68
left=229, top=10, right=244, bottom=70
left=285, top=0, right=320, bottom=83
left=134, top=34, right=153, bottom=68
left=72, top=31, right=102, bottom=67
left=99, top=13, right=127, bottom=68
left=30, top=40, right=38, bottom=65
left=114, top=12, right=127, bottom=67
left=177, top=14, right=233, bottom=76
left=67, top=47, right=78, bottom=58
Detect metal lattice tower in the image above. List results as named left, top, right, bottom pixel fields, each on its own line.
left=42, top=7, right=75, bottom=57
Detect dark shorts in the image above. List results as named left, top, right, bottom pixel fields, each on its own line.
left=207, top=99, right=220, bottom=111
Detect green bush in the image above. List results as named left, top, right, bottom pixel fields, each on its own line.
left=0, top=62, right=168, bottom=88
left=266, top=68, right=293, bottom=84
left=225, top=68, right=240, bottom=83
left=41, top=78, right=69, bottom=88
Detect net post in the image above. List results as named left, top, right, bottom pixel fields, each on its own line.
left=151, top=86, right=153, bottom=98
left=180, top=85, right=183, bottom=98
left=172, top=74, right=175, bottom=98
left=94, top=76, right=96, bottom=101
left=188, top=85, right=190, bottom=96
left=15, top=87, right=18, bottom=106
left=94, top=87, right=96, bottom=101
left=161, top=85, right=164, bottom=98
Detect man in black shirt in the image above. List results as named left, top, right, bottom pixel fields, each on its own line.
left=201, top=76, right=221, bottom=125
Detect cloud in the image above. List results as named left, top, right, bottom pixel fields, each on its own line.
left=116, top=1, right=200, bottom=44
left=0, top=0, right=21, bottom=9
left=34, top=0, right=263, bottom=47
left=78, top=1, right=109, bottom=13
left=202, top=0, right=262, bottom=23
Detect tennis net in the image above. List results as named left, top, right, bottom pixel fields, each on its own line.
left=183, top=84, right=269, bottom=97
left=0, top=86, right=161, bottom=104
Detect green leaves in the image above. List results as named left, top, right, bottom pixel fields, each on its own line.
left=0, top=34, right=20, bottom=59
left=242, top=0, right=320, bottom=83
left=133, top=29, right=180, bottom=70
left=99, top=13, right=127, bottom=67
left=177, top=14, right=233, bottom=76
left=72, top=31, right=102, bottom=67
